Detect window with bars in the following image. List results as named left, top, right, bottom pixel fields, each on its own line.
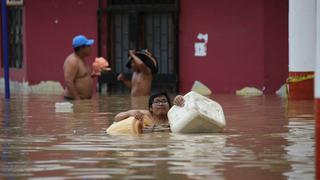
left=1, top=6, right=23, bottom=69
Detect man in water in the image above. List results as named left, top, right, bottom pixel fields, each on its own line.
left=114, top=92, right=184, bottom=132
left=117, top=49, right=158, bottom=96
left=63, top=35, right=97, bottom=100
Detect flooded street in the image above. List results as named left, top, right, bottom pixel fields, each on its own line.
left=0, top=94, right=315, bottom=179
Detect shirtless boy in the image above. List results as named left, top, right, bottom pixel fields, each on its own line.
left=63, top=35, right=97, bottom=100
left=117, top=50, right=158, bottom=96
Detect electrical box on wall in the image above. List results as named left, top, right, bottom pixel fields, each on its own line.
left=6, top=0, right=23, bottom=6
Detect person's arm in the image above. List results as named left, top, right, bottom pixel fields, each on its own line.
left=129, top=50, right=151, bottom=74
left=91, top=73, right=99, bottom=78
left=117, top=73, right=132, bottom=88
left=129, top=50, right=144, bottom=66
left=114, top=110, right=150, bottom=121
left=64, top=60, right=80, bottom=99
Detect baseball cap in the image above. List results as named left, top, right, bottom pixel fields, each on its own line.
left=72, top=35, right=94, bottom=48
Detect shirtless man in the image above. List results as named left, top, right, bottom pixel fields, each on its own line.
left=114, top=92, right=184, bottom=132
left=117, top=50, right=158, bottom=96
left=63, top=35, right=96, bottom=100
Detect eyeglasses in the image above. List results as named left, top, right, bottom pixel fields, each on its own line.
left=152, top=100, right=169, bottom=105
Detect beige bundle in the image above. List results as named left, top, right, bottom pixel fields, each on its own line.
left=106, top=116, right=153, bottom=135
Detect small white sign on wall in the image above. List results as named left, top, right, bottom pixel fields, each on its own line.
left=194, top=33, right=208, bottom=57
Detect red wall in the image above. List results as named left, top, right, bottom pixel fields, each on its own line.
left=179, top=0, right=288, bottom=94
left=2, top=0, right=288, bottom=93
left=24, top=0, right=98, bottom=85
left=264, top=0, right=288, bottom=94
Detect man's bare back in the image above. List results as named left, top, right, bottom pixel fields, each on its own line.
left=63, top=53, right=93, bottom=99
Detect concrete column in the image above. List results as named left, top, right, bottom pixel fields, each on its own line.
left=288, top=0, right=316, bottom=99
left=315, top=0, right=320, bottom=178
left=316, top=1, right=320, bottom=100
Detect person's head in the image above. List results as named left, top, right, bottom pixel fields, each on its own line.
left=72, top=35, right=94, bottom=56
left=148, top=92, right=172, bottom=116
left=126, top=49, right=158, bottom=73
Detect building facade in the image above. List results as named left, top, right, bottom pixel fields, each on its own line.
left=0, top=0, right=289, bottom=95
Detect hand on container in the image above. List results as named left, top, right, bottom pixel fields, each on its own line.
left=134, top=111, right=144, bottom=121
left=173, top=95, right=185, bottom=107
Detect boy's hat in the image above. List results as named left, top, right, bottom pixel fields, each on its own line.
left=126, top=50, right=158, bottom=74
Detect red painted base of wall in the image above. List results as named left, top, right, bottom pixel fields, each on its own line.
left=286, top=99, right=314, bottom=119
left=288, top=72, right=314, bottom=100
left=316, top=99, right=320, bottom=180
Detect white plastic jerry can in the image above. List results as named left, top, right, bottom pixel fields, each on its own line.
left=168, top=91, right=226, bottom=133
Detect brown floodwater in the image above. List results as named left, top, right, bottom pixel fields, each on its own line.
left=0, top=94, right=315, bottom=179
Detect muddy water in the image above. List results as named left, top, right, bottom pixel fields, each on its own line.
left=0, top=94, right=314, bottom=179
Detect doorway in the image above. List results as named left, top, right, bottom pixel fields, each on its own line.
left=97, top=0, right=179, bottom=94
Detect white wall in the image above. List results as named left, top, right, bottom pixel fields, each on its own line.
left=316, top=0, right=320, bottom=98
left=289, top=0, right=316, bottom=72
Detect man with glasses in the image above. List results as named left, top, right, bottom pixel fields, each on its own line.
left=113, top=92, right=184, bottom=132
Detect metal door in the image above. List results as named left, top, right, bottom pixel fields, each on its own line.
left=97, top=0, right=179, bottom=94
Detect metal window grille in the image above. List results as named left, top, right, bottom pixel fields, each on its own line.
left=1, top=6, right=24, bottom=68
left=8, top=6, right=23, bottom=68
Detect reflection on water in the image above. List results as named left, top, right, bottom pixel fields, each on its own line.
left=0, top=94, right=315, bottom=179
left=283, top=121, right=315, bottom=180
left=168, top=134, right=227, bottom=180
